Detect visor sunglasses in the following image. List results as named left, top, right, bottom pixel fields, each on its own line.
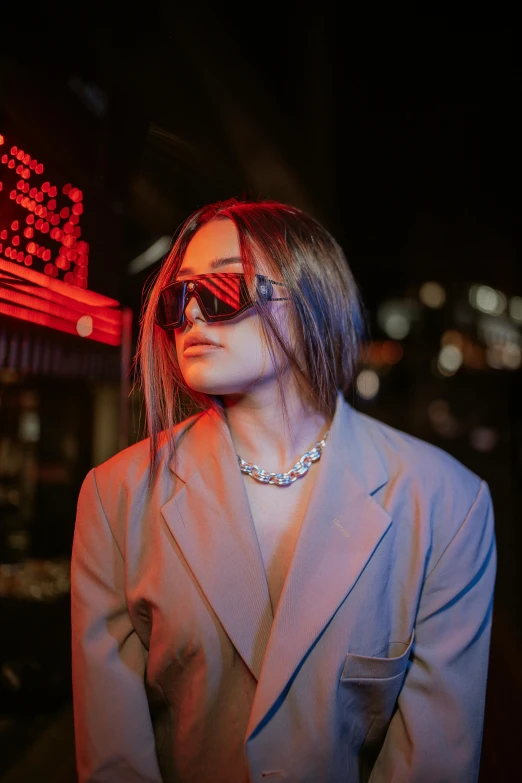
left=155, top=272, right=290, bottom=331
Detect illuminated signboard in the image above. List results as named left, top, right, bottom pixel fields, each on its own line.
left=0, top=132, right=122, bottom=346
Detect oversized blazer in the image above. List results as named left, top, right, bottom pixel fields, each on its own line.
left=71, top=390, right=496, bottom=783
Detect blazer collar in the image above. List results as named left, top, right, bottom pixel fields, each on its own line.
left=161, top=391, right=391, bottom=741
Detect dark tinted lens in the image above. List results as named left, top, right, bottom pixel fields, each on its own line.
left=198, top=275, right=247, bottom=317
left=157, top=282, right=185, bottom=328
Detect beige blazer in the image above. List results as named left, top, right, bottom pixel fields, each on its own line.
left=71, top=391, right=496, bottom=783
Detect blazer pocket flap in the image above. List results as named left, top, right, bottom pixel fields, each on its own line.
left=341, top=629, right=415, bottom=681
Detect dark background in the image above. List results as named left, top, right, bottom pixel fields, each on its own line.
left=0, top=7, right=519, bottom=781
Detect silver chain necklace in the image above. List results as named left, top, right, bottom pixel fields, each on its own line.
left=236, top=430, right=330, bottom=487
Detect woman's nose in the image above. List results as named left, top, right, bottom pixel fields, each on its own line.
left=184, top=295, right=205, bottom=324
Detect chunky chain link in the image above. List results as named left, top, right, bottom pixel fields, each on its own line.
left=237, top=430, right=330, bottom=486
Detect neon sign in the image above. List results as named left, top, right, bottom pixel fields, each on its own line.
left=0, top=132, right=122, bottom=346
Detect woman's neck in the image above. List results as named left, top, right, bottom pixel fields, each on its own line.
left=222, top=382, right=331, bottom=473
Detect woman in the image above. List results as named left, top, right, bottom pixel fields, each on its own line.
left=71, top=198, right=496, bottom=783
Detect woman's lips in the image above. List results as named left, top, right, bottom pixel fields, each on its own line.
left=183, top=344, right=223, bottom=357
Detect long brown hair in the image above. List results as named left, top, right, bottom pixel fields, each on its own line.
left=136, top=198, right=367, bottom=484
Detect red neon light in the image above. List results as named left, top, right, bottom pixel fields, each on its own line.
left=0, top=300, right=120, bottom=346
left=0, top=286, right=121, bottom=337
left=0, top=276, right=120, bottom=325
left=0, top=258, right=118, bottom=306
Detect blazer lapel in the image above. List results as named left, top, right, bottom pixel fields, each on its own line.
left=161, top=409, right=273, bottom=682
left=246, top=393, right=392, bottom=740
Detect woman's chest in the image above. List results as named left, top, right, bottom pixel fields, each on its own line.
left=241, top=473, right=318, bottom=611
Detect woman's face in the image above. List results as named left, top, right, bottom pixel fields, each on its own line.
left=173, top=218, right=291, bottom=397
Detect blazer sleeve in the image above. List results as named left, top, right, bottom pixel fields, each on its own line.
left=369, top=479, right=497, bottom=783
left=71, top=468, right=163, bottom=783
